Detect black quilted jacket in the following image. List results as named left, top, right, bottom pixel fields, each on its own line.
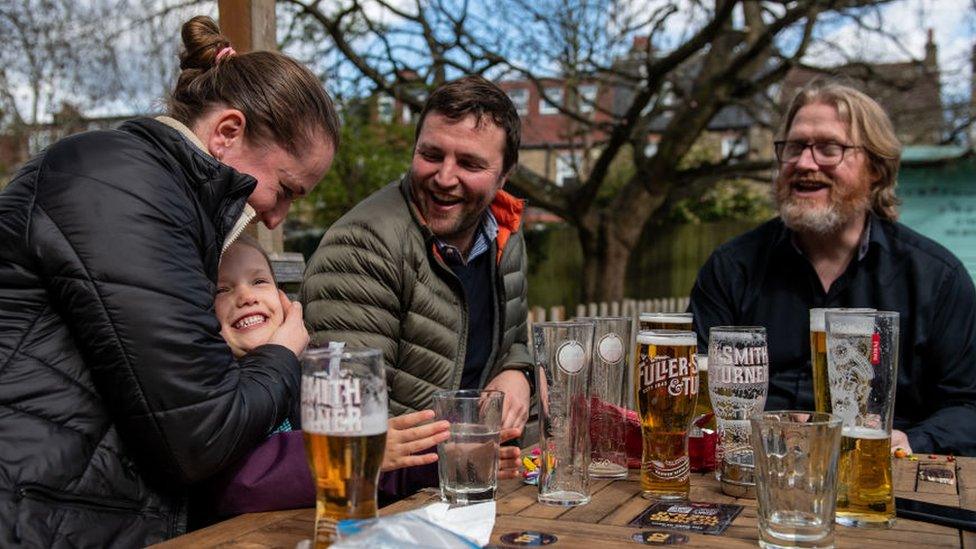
left=0, top=118, right=300, bottom=546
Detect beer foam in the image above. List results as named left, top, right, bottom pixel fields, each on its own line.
left=842, top=426, right=888, bottom=440
left=811, top=308, right=875, bottom=332
left=322, top=412, right=388, bottom=436
left=639, top=313, right=693, bottom=324
left=637, top=331, right=696, bottom=347
left=828, top=314, right=875, bottom=336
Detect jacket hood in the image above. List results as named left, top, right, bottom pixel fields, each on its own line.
left=117, top=117, right=257, bottom=241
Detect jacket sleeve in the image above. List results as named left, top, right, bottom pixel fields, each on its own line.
left=688, top=249, right=740, bottom=353
left=905, top=264, right=976, bottom=456
left=300, top=221, right=403, bottom=379
left=31, top=166, right=298, bottom=486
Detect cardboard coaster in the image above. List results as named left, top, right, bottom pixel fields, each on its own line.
left=499, top=531, right=558, bottom=546
left=629, top=501, right=743, bottom=535
left=918, top=462, right=956, bottom=486
left=632, top=531, right=689, bottom=545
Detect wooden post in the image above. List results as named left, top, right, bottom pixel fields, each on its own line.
left=218, top=0, right=283, bottom=254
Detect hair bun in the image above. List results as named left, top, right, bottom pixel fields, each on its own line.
left=179, top=15, right=232, bottom=71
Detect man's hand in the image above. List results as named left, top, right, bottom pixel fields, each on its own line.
left=381, top=410, right=450, bottom=472
left=484, top=369, right=531, bottom=431
left=269, top=290, right=309, bottom=357
left=891, top=429, right=913, bottom=455
left=498, top=426, right=523, bottom=480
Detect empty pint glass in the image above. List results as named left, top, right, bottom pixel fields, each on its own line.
left=826, top=310, right=899, bottom=528
left=635, top=330, right=699, bottom=500
left=708, top=326, right=768, bottom=497
left=809, top=308, right=875, bottom=413
left=433, top=389, right=504, bottom=505
left=752, top=412, right=843, bottom=549
left=532, top=321, right=595, bottom=506
left=639, top=312, right=694, bottom=331
left=301, top=346, right=388, bottom=548
left=579, top=316, right=632, bottom=479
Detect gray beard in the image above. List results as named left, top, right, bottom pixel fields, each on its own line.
left=778, top=201, right=845, bottom=235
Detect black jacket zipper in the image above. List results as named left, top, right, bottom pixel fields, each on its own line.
left=17, top=484, right=145, bottom=514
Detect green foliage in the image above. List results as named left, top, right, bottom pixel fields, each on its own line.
left=668, top=179, right=775, bottom=224
left=296, top=118, right=415, bottom=229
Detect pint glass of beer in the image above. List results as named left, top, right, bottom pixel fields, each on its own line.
left=639, top=312, right=693, bottom=331
left=707, top=326, right=768, bottom=497
left=825, top=310, right=899, bottom=528
left=532, top=321, right=595, bottom=506
left=810, top=308, right=874, bottom=413
left=635, top=329, right=699, bottom=500
left=578, top=316, right=632, bottom=479
left=301, top=346, right=388, bottom=548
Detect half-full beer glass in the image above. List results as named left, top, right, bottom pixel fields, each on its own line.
left=639, top=312, right=693, bottom=331
left=635, top=329, right=699, bottom=500
left=825, top=310, right=899, bottom=529
left=809, top=308, right=874, bottom=413
left=532, top=321, right=595, bottom=506
left=578, top=316, right=632, bottom=479
left=301, top=346, right=388, bottom=548
left=708, top=326, right=768, bottom=497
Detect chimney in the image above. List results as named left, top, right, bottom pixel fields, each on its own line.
left=924, top=28, right=938, bottom=71
left=631, top=35, right=649, bottom=54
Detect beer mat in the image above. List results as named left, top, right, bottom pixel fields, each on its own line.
left=632, top=531, right=689, bottom=545
left=918, top=463, right=956, bottom=485
left=499, top=531, right=558, bottom=546
left=628, top=501, right=743, bottom=535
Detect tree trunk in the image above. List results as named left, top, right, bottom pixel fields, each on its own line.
left=578, top=217, right=638, bottom=303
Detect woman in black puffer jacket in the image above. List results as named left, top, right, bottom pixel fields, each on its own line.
left=0, top=16, right=339, bottom=547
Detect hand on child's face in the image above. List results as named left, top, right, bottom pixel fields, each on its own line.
left=215, top=243, right=284, bottom=357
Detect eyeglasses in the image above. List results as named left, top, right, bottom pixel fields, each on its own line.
left=773, top=140, right=860, bottom=167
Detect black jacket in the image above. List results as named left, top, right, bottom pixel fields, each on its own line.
left=690, top=216, right=976, bottom=455
left=0, top=118, right=300, bottom=546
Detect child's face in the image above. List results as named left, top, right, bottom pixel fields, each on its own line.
left=215, top=243, right=284, bottom=357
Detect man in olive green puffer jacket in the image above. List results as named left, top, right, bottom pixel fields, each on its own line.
left=301, top=76, right=533, bottom=433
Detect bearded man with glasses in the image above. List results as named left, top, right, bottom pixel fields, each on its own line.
left=689, top=81, right=976, bottom=456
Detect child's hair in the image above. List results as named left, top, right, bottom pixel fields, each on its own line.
left=224, top=235, right=277, bottom=285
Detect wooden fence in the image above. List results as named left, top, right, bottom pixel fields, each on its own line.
left=528, top=296, right=690, bottom=323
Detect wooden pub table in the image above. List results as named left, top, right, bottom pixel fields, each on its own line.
left=158, top=456, right=976, bottom=548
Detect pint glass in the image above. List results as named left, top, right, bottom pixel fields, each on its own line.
left=301, top=346, right=388, bottom=548
left=810, top=308, right=874, bottom=413
left=532, top=321, right=595, bottom=506
left=433, top=389, right=504, bottom=505
left=635, top=329, right=699, bottom=500
left=578, top=316, right=632, bottom=479
left=639, top=312, right=693, bottom=331
left=826, top=310, right=899, bottom=528
left=708, top=326, right=768, bottom=497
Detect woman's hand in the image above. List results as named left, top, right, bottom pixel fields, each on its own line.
left=381, top=410, right=450, bottom=472
left=269, top=290, right=309, bottom=357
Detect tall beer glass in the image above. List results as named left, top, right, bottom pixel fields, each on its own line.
left=708, top=326, right=768, bottom=497
left=301, top=346, right=388, bottom=548
left=810, top=308, right=874, bottom=413
left=635, top=329, right=699, bottom=500
left=826, top=310, right=899, bottom=529
left=639, top=312, right=693, bottom=331
left=579, top=316, right=632, bottom=479
left=532, top=321, right=595, bottom=506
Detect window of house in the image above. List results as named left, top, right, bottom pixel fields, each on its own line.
left=579, top=84, right=598, bottom=114
left=507, top=88, right=529, bottom=116
left=555, top=151, right=581, bottom=186
left=377, top=95, right=394, bottom=124
left=721, top=134, right=749, bottom=160
left=540, top=87, right=563, bottom=115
